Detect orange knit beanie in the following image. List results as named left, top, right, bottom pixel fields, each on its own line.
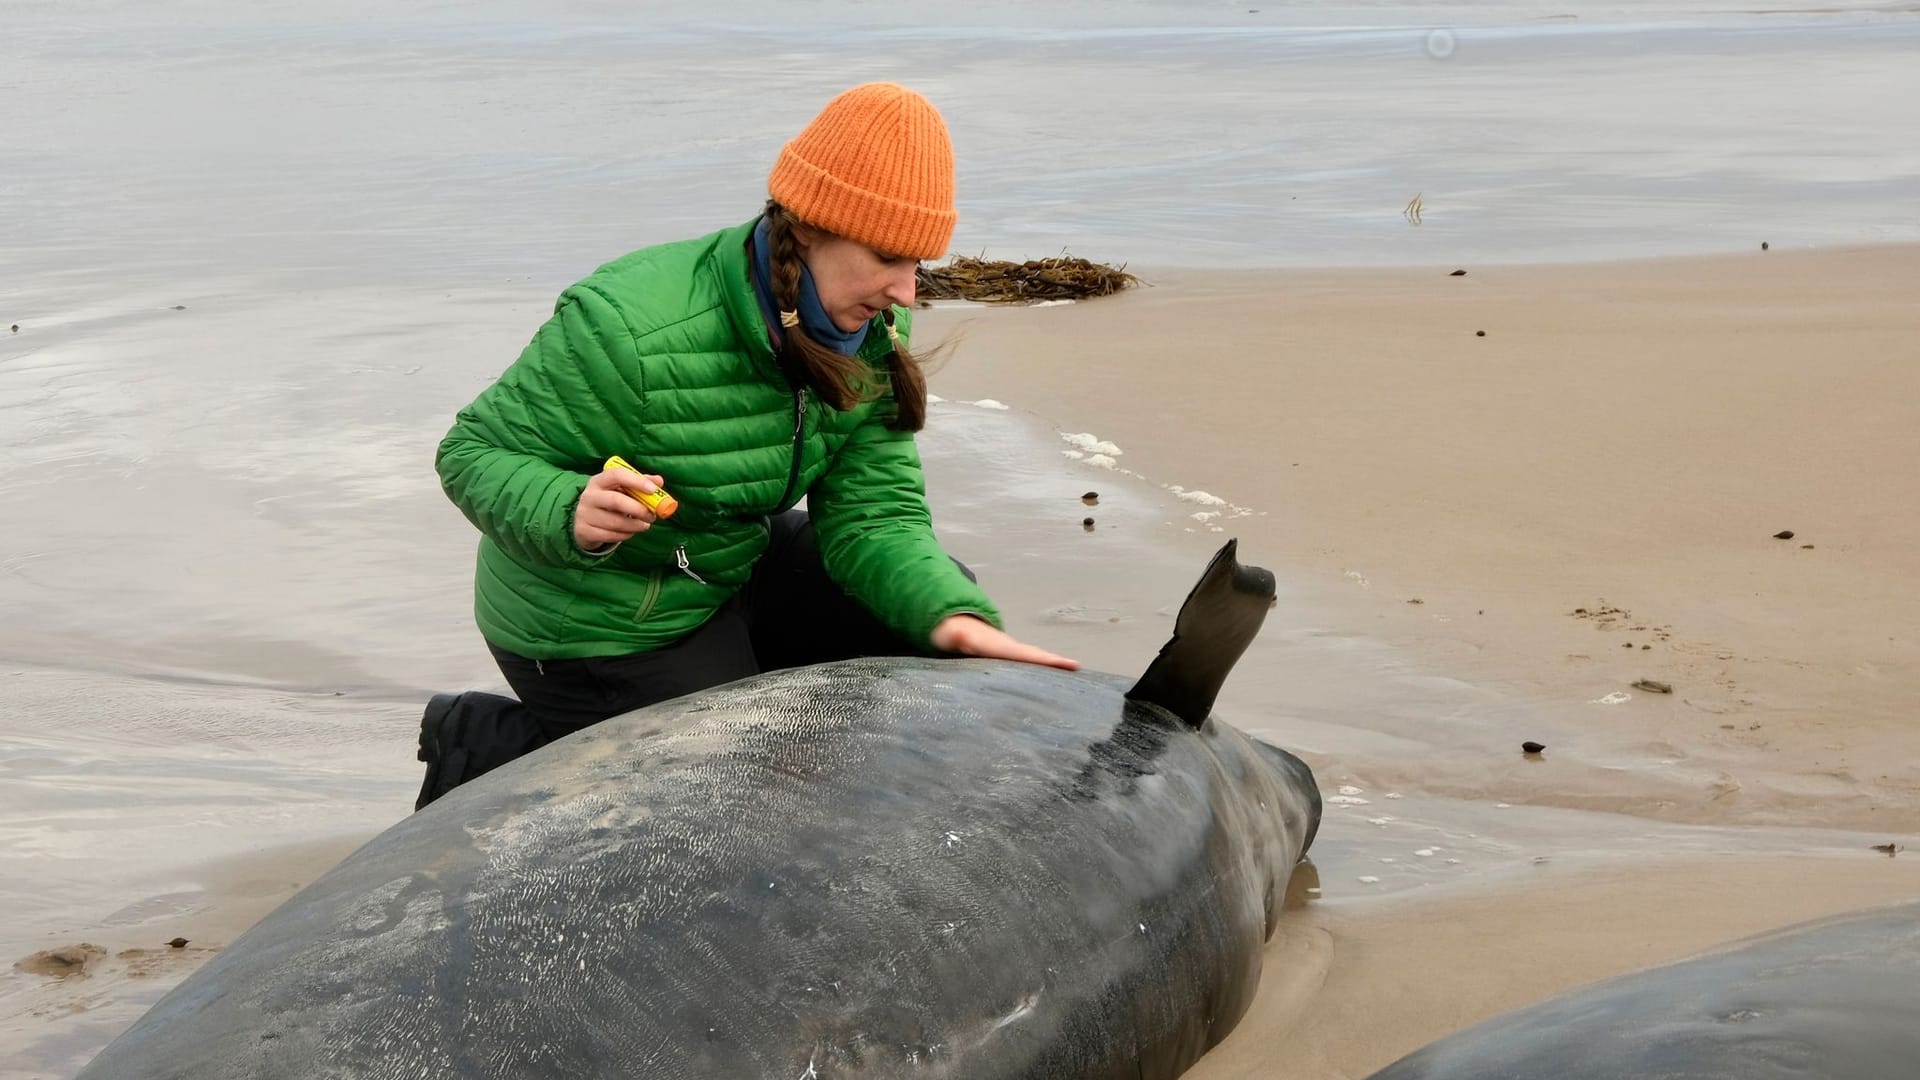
left=768, top=82, right=957, bottom=261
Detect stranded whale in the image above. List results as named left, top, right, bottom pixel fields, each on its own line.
left=77, top=540, right=1320, bottom=1079
left=1366, top=900, right=1920, bottom=1080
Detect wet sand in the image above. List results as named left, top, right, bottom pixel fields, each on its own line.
left=1195, top=856, right=1920, bottom=1078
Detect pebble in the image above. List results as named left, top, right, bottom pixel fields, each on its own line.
left=1449, top=269, right=1467, bottom=276
left=1631, top=679, right=1673, bottom=694
left=1081, top=491, right=1099, bottom=506
left=1773, top=530, right=1795, bottom=540
left=1522, top=741, right=1546, bottom=755
left=1081, top=517, right=1095, bottom=532
left=1475, top=330, right=1486, bottom=337
left=167, top=937, right=189, bottom=949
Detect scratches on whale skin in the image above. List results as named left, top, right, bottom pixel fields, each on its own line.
left=991, top=992, right=1041, bottom=1032
left=923, top=989, right=1045, bottom=1064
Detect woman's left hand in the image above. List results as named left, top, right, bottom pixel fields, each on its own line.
left=930, top=615, right=1080, bottom=671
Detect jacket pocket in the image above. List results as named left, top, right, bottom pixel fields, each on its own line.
left=632, top=569, right=664, bottom=623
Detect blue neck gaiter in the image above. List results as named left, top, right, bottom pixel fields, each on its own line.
left=750, top=216, right=870, bottom=357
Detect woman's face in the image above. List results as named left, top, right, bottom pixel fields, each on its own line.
left=794, top=227, right=920, bottom=332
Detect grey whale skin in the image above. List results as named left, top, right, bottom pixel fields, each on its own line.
left=77, top=540, right=1321, bottom=1079
left=1366, top=900, right=1920, bottom=1080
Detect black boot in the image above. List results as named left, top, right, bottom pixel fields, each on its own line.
left=414, top=691, right=547, bottom=811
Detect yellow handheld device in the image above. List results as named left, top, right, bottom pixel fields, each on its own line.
left=603, top=455, right=679, bottom=520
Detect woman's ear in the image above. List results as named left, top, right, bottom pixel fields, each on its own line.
left=788, top=220, right=821, bottom=254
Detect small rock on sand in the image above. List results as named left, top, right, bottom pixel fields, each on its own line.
left=1522, top=741, right=1546, bottom=755
left=1081, top=517, right=1095, bottom=532
left=1632, top=679, right=1673, bottom=694
left=1081, top=491, right=1099, bottom=506
left=1475, top=330, right=1486, bottom=337
left=168, top=937, right=190, bottom=949
left=1773, top=530, right=1795, bottom=540
left=1449, top=269, right=1467, bottom=277
left=1871, top=843, right=1901, bottom=857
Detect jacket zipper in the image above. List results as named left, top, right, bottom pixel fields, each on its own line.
left=632, top=570, right=663, bottom=622
left=673, top=544, right=705, bottom=584
left=773, top=387, right=807, bottom=509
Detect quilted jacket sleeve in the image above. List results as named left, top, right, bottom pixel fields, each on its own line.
left=435, top=284, right=643, bottom=570
left=808, top=316, right=1004, bottom=647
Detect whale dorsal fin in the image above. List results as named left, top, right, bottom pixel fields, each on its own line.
left=1125, top=539, right=1275, bottom=727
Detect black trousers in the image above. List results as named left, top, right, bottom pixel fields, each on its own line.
left=416, top=510, right=965, bottom=809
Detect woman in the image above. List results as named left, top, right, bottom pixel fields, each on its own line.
left=417, top=82, right=1077, bottom=808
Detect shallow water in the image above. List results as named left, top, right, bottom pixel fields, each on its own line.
left=5, top=0, right=1918, bottom=297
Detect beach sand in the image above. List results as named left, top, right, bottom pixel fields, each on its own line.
left=925, top=244, right=1920, bottom=834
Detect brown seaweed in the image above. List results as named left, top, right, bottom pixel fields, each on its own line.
left=916, top=254, right=1138, bottom=304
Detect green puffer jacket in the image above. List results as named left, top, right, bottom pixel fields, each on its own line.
left=436, top=217, right=1002, bottom=660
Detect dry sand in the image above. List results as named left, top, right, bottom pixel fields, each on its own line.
left=924, top=243, right=1920, bottom=832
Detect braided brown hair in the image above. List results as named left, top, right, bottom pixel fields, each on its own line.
left=762, top=199, right=931, bottom=432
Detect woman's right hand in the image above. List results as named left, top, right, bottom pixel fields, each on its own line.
left=573, top=467, right=666, bottom=551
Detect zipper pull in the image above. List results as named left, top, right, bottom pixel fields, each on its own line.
left=674, top=545, right=706, bottom=584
